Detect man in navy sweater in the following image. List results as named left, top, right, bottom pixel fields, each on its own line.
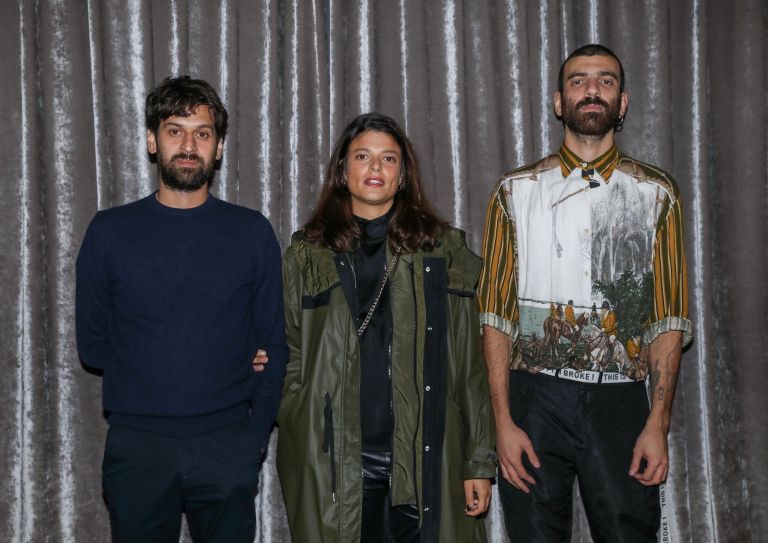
left=76, top=76, right=287, bottom=542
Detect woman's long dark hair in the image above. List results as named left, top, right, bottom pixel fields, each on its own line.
left=304, top=113, right=446, bottom=253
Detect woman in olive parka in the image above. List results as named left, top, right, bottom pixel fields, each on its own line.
left=276, top=113, right=496, bottom=542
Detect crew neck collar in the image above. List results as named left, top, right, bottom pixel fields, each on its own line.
left=150, top=191, right=216, bottom=215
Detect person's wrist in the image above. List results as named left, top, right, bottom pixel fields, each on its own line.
left=495, top=411, right=517, bottom=431
left=644, top=413, right=670, bottom=434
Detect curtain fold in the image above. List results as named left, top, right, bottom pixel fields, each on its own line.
left=1, top=0, right=765, bottom=541
left=707, top=0, right=768, bottom=539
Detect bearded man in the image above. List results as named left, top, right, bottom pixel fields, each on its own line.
left=76, top=76, right=287, bottom=542
left=478, top=45, right=693, bottom=542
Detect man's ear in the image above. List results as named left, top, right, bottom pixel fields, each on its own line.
left=147, top=129, right=157, bottom=155
left=619, top=91, right=629, bottom=118
left=553, top=91, right=563, bottom=118
left=215, top=138, right=224, bottom=161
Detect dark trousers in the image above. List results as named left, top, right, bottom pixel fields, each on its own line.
left=361, top=450, right=420, bottom=543
left=102, top=421, right=263, bottom=543
left=500, top=371, right=660, bottom=543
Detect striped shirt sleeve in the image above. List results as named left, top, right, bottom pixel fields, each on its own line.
left=644, top=191, right=694, bottom=347
left=477, top=181, right=519, bottom=339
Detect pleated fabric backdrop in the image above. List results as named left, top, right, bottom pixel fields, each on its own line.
left=1, top=1, right=766, bottom=541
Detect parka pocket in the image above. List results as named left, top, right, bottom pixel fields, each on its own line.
left=322, top=391, right=337, bottom=503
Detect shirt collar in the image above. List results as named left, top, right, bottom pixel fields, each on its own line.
left=558, top=144, right=620, bottom=181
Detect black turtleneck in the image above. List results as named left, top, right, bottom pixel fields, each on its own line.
left=353, top=212, right=395, bottom=453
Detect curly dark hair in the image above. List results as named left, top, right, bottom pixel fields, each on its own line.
left=145, top=75, right=228, bottom=139
left=303, top=113, right=446, bottom=254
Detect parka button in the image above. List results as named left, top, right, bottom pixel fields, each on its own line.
left=425, top=385, right=431, bottom=392
left=425, top=266, right=431, bottom=272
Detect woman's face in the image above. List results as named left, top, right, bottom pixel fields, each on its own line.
left=345, top=130, right=402, bottom=219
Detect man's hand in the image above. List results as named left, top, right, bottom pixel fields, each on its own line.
left=496, top=416, right=540, bottom=493
left=629, top=330, right=682, bottom=486
left=629, top=421, right=669, bottom=486
left=483, top=325, right=540, bottom=493
left=252, top=349, right=268, bottom=372
left=463, top=479, right=492, bottom=516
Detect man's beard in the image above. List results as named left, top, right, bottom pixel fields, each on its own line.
left=158, top=151, right=216, bottom=192
left=561, top=96, right=622, bottom=137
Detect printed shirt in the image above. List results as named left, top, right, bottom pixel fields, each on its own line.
left=477, top=144, right=694, bottom=381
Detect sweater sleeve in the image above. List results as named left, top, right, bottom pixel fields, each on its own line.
left=249, top=218, right=289, bottom=450
left=75, top=214, right=112, bottom=371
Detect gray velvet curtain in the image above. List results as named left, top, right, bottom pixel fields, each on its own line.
left=1, top=0, right=765, bottom=541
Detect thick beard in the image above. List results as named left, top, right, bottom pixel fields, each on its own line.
left=158, top=152, right=216, bottom=192
left=561, top=97, right=622, bottom=137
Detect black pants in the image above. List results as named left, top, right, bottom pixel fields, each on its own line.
left=500, top=371, right=660, bottom=543
left=361, top=450, right=420, bottom=543
left=102, top=421, right=263, bottom=543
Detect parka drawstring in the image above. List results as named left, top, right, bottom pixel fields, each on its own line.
left=322, top=392, right=337, bottom=503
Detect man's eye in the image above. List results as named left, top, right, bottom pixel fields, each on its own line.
left=602, top=79, right=614, bottom=86
left=354, top=154, right=367, bottom=160
left=383, top=156, right=398, bottom=163
left=197, top=132, right=210, bottom=139
left=169, top=129, right=180, bottom=136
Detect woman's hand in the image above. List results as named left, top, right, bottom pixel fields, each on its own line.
left=252, top=349, right=268, bottom=372
left=463, top=479, right=492, bottom=516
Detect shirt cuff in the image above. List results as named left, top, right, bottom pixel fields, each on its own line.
left=479, top=312, right=519, bottom=341
left=643, top=316, right=694, bottom=348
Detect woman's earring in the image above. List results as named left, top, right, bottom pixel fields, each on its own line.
left=398, top=178, right=405, bottom=191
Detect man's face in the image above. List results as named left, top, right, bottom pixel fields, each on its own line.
left=146, top=105, right=224, bottom=192
left=554, top=55, right=628, bottom=137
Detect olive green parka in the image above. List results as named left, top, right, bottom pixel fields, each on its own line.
left=276, top=227, right=496, bottom=542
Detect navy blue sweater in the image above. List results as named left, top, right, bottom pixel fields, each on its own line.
left=76, top=194, right=287, bottom=446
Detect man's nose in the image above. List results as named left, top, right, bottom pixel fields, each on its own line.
left=584, top=78, right=600, bottom=97
left=181, top=132, right=197, bottom=152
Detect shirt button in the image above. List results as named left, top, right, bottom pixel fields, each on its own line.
left=425, top=266, right=431, bottom=272
left=425, top=445, right=430, bottom=452
left=425, top=385, right=431, bottom=391
left=424, top=506, right=430, bottom=512
left=427, top=326, right=433, bottom=331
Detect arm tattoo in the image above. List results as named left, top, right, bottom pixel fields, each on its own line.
left=651, top=348, right=679, bottom=404
left=650, top=366, right=662, bottom=402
